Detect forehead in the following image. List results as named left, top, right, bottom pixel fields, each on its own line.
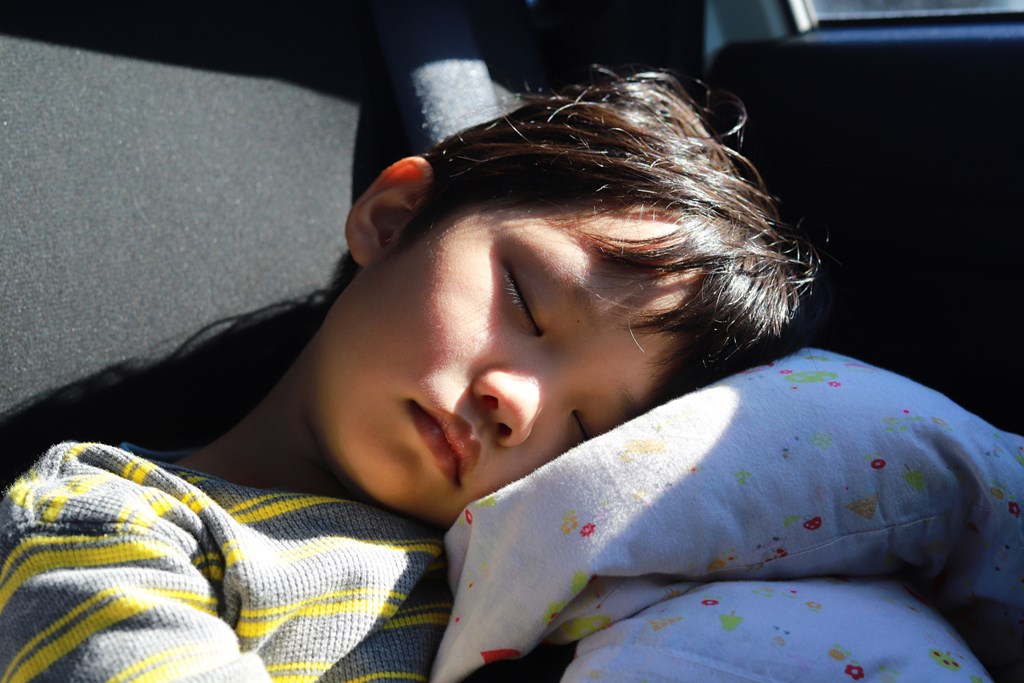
left=493, top=206, right=693, bottom=313
left=433, top=203, right=691, bottom=311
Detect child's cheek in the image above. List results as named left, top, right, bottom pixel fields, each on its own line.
left=419, top=237, right=498, bottom=355
left=428, top=281, right=499, bottom=368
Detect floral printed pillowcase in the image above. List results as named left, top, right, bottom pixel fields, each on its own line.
left=565, top=576, right=995, bottom=682
left=433, top=350, right=1023, bottom=682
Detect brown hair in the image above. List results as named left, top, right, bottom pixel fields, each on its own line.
left=336, top=67, right=829, bottom=398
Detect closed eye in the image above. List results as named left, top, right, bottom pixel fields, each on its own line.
left=572, top=411, right=589, bottom=444
left=504, top=271, right=541, bottom=335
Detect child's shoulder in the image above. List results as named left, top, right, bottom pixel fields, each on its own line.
left=1, top=441, right=207, bottom=538
left=12, top=440, right=185, bottom=489
left=2, top=441, right=441, bottom=544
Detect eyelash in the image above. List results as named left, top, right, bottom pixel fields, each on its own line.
left=572, top=411, right=589, bottom=443
left=504, top=271, right=541, bottom=336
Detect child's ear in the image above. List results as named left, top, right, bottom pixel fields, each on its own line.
left=345, top=156, right=433, bottom=266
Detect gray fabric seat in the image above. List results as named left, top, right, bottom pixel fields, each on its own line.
left=1, top=34, right=361, bottom=414
left=0, top=6, right=389, bottom=482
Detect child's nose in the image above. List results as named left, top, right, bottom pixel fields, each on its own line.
left=473, top=369, right=541, bottom=447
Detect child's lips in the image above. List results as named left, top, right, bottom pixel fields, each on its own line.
left=408, top=402, right=481, bottom=485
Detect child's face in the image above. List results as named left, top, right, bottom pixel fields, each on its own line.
left=296, top=163, right=690, bottom=527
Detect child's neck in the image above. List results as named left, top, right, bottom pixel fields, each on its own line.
left=176, top=350, right=348, bottom=499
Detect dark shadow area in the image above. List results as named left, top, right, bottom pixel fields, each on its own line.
left=349, top=0, right=414, bottom=195
left=0, top=4, right=366, bottom=100
left=460, top=643, right=576, bottom=682
left=530, top=0, right=706, bottom=83
left=709, top=23, right=1024, bottom=434
left=0, top=294, right=333, bottom=489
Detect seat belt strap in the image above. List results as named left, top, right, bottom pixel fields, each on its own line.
left=369, top=0, right=499, bottom=151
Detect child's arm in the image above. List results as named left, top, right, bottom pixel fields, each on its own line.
left=0, top=446, right=272, bottom=681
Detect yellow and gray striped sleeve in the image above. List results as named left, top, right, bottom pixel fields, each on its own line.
left=0, top=444, right=272, bottom=682
left=0, top=442, right=451, bottom=682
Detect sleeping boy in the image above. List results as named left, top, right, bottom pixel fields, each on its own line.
left=0, top=70, right=828, bottom=680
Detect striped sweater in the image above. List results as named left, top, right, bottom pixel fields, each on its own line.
left=0, top=442, right=452, bottom=682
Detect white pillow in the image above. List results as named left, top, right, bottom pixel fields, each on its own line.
left=430, top=350, right=1023, bottom=682
left=567, top=577, right=993, bottom=683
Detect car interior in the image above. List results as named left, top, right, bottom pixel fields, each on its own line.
left=2, top=1, right=1021, bottom=680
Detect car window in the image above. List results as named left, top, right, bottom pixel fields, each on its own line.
left=811, top=0, right=1024, bottom=20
